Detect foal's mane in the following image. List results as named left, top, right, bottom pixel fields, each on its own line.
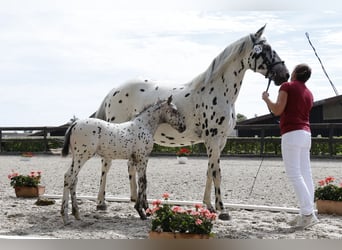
left=132, top=98, right=166, bottom=119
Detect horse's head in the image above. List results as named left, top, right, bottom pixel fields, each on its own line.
left=249, top=25, right=290, bottom=86
left=160, top=95, right=186, bottom=133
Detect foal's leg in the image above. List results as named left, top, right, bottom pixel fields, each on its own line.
left=97, top=158, right=112, bottom=210
left=69, top=156, right=89, bottom=221
left=61, top=156, right=87, bottom=224
left=134, top=158, right=149, bottom=220
left=127, top=158, right=138, bottom=202
left=61, top=160, right=74, bottom=225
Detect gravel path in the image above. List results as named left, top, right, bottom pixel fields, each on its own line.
left=0, top=155, right=341, bottom=239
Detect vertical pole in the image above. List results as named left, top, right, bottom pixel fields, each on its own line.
left=260, top=128, right=265, bottom=156
left=0, top=130, right=2, bottom=152
left=43, top=127, right=48, bottom=152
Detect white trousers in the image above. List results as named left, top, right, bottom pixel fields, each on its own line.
left=281, top=130, right=315, bottom=215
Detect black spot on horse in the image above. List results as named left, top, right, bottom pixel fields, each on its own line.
left=212, top=97, right=217, bottom=105
left=118, top=100, right=122, bottom=103
left=140, top=89, right=145, bottom=92
left=209, top=87, right=214, bottom=94
left=113, top=91, right=120, bottom=96
left=218, top=116, right=225, bottom=125
left=185, top=93, right=190, bottom=97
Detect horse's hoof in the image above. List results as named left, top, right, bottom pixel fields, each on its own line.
left=96, top=204, right=107, bottom=211
left=140, top=214, right=147, bottom=220
left=218, top=212, right=230, bottom=221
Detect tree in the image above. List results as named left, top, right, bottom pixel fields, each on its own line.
left=237, top=113, right=247, bottom=122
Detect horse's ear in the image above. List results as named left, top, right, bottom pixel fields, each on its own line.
left=252, top=24, right=266, bottom=41
left=167, top=95, right=173, bottom=105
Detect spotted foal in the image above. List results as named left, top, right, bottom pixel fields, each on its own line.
left=60, top=96, right=185, bottom=224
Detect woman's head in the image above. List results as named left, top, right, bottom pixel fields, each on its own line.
left=291, top=63, right=312, bottom=82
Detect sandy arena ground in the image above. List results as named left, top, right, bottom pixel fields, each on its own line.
left=0, top=155, right=341, bottom=239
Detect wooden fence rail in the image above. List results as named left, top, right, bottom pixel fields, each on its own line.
left=0, top=126, right=68, bottom=153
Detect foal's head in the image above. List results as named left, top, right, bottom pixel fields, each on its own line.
left=158, top=96, right=186, bottom=133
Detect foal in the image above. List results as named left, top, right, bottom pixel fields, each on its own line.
left=60, top=96, right=185, bottom=224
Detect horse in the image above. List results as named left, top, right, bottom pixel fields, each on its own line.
left=60, top=96, right=186, bottom=224
left=94, top=25, right=290, bottom=220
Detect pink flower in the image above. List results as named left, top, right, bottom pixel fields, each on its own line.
left=152, top=199, right=162, bottom=207
left=318, top=180, right=325, bottom=186
left=195, top=219, right=203, bottom=225
left=325, top=176, right=335, bottom=184
left=190, top=211, right=200, bottom=216
left=195, top=203, right=202, bottom=211
left=172, top=206, right=183, bottom=213
left=208, top=212, right=217, bottom=220
left=162, top=193, right=170, bottom=200
left=146, top=208, right=153, bottom=216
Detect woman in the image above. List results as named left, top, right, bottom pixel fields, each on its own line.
left=261, top=63, right=319, bottom=230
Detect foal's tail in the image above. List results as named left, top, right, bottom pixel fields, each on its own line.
left=61, top=122, right=77, bottom=157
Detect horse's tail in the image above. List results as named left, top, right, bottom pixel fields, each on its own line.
left=61, top=122, right=77, bottom=157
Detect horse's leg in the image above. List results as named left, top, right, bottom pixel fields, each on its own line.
left=69, top=156, right=88, bottom=221
left=61, top=160, right=74, bottom=225
left=203, top=140, right=230, bottom=220
left=127, top=158, right=138, bottom=202
left=97, top=158, right=112, bottom=210
left=134, top=158, right=148, bottom=220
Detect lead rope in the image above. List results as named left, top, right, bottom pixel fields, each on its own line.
left=249, top=78, right=272, bottom=197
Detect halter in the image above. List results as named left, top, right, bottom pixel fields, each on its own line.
left=252, top=40, right=285, bottom=85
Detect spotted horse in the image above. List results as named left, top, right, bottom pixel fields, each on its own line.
left=60, top=96, right=185, bottom=224
left=95, top=25, right=289, bottom=220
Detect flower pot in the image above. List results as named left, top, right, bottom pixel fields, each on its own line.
left=14, top=185, right=45, bottom=198
left=177, top=156, right=188, bottom=164
left=316, top=200, right=342, bottom=215
left=148, top=231, right=211, bottom=239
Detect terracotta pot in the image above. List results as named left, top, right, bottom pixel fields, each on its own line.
left=148, top=231, right=211, bottom=239
left=14, top=185, right=45, bottom=198
left=177, top=156, right=188, bottom=164
left=316, top=200, right=342, bottom=215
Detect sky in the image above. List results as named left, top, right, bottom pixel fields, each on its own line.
left=1, top=0, right=342, bottom=126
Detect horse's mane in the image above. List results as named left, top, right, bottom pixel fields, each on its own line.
left=201, top=34, right=254, bottom=85
left=132, top=98, right=165, bottom=119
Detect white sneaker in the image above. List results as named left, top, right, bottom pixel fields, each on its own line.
left=288, top=215, right=301, bottom=226
left=293, top=214, right=319, bottom=230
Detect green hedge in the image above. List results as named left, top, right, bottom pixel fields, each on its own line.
left=1, top=137, right=342, bottom=157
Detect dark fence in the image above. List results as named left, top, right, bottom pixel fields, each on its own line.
left=0, top=126, right=68, bottom=153
left=232, top=123, right=342, bottom=158
left=1, top=124, right=342, bottom=158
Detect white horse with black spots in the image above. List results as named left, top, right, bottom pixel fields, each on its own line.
left=60, top=96, right=185, bottom=224
left=95, top=25, right=290, bottom=220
